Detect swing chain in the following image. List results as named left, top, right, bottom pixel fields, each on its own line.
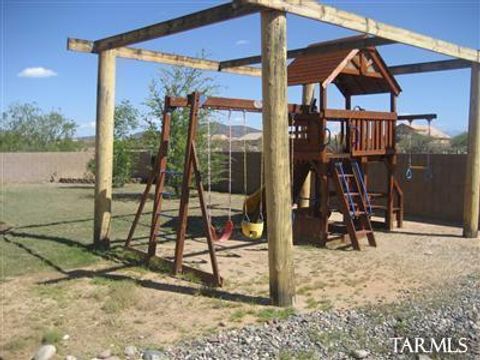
left=228, top=110, right=232, bottom=220
left=207, top=110, right=212, bottom=220
left=242, top=110, right=251, bottom=222
left=406, top=120, right=413, bottom=180
left=258, top=116, right=264, bottom=221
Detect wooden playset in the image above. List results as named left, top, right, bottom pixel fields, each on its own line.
left=124, top=38, right=440, bottom=286
left=69, top=0, right=480, bottom=305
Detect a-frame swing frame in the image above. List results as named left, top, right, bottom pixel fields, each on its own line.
left=125, top=92, right=223, bottom=287
left=125, top=91, right=304, bottom=287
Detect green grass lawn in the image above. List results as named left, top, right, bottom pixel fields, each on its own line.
left=1, top=184, right=152, bottom=279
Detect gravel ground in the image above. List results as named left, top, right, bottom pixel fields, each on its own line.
left=163, top=274, right=479, bottom=360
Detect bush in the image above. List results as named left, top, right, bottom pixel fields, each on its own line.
left=87, top=100, right=140, bottom=187
left=1, top=102, right=81, bottom=152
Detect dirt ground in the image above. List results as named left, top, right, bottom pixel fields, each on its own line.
left=1, top=185, right=479, bottom=359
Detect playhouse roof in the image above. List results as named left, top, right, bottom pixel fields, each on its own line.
left=287, top=36, right=401, bottom=96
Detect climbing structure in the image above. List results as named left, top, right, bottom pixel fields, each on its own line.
left=287, top=36, right=404, bottom=248
left=241, top=37, right=410, bottom=249
left=237, top=37, right=438, bottom=250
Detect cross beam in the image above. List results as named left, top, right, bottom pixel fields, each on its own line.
left=389, top=59, right=470, bottom=75
left=220, top=36, right=395, bottom=69
left=68, top=38, right=261, bottom=77
left=240, top=0, right=480, bottom=63
left=93, top=2, right=259, bottom=52
left=69, top=38, right=473, bottom=78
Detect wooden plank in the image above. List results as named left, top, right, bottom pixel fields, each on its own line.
left=241, top=0, right=480, bottom=63
left=322, top=50, right=358, bottom=88
left=147, top=110, right=171, bottom=258
left=125, top=247, right=224, bottom=287
left=93, top=50, right=116, bottom=249
left=93, top=2, right=259, bottom=51
left=167, top=95, right=305, bottom=114
left=261, top=9, right=295, bottom=307
left=220, top=36, right=395, bottom=68
left=323, top=109, right=397, bottom=120
left=398, top=113, right=437, bottom=121
left=125, top=109, right=171, bottom=249
left=174, top=93, right=201, bottom=275
left=463, top=63, right=480, bottom=238
left=68, top=38, right=262, bottom=77
left=352, top=149, right=387, bottom=156
left=69, top=39, right=472, bottom=79
left=168, top=96, right=264, bottom=112
left=390, top=59, right=471, bottom=75
left=190, top=145, right=223, bottom=286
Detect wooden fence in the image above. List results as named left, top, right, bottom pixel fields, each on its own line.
left=217, top=153, right=466, bottom=225
left=0, top=151, right=469, bottom=225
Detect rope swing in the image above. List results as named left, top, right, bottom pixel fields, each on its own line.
left=207, top=110, right=233, bottom=243
left=241, top=110, right=264, bottom=240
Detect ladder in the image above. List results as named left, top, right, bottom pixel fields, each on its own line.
left=332, top=160, right=376, bottom=250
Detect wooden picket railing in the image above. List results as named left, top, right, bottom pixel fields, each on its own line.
left=323, top=109, right=397, bottom=157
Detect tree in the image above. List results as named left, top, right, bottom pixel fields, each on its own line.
left=143, top=62, right=225, bottom=195
left=112, top=100, right=141, bottom=187
left=114, top=100, right=140, bottom=140
left=396, top=127, right=449, bottom=154
left=449, top=132, right=467, bottom=154
left=87, top=100, right=141, bottom=187
left=0, top=102, right=80, bottom=152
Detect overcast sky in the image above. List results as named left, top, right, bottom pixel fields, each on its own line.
left=3, top=0, right=480, bottom=136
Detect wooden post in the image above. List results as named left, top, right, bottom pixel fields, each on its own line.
left=298, top=83, right=315, bottom=208
left=94, top=50, right=116, bottom=249
left=261, top=9, right=295, bottom=307
left=386, top=93, right=397, bottom=231
left=464, top=63, right=480, bottom=238
left=174, top=93, right=201, bottom=274
left=318, top=85, right=329, bottom=244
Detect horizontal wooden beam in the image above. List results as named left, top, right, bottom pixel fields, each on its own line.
left=67, top=38, right=261, bottom=77
left=220, top=36, right=395, bottom=69
left=167, top=95, right=305, bottom=113
left=93, top=2, right=259, bottom=52
left=323, top=109, right=397, bottom=120
left=241, top=0, right=480, bottom=63
left=398, top=113, right=437, bottom=121
left=68, top=39, right=471, bottom=79
left=389, top=59, right=470, bottom=75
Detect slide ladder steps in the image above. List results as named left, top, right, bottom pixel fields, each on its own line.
left=332, top=160, right=376, bottom=250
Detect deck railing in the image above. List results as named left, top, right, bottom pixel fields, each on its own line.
left=324, top=109, right=397, bottom=156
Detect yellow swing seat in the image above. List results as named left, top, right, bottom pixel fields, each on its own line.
left=241, top=199, right=264, bottom=240
left=241, top=219, right=264, bottom=240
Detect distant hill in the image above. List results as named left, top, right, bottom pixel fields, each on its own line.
left=208, top=121, right=261, bottom=138
left=76, top=121, right=261, bottom=141
left=396, top=123, right=450, bottom=140
left=75, top=135, right=95, bottom=142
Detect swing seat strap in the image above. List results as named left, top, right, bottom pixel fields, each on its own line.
left=211, top=219, right=234, bottom=242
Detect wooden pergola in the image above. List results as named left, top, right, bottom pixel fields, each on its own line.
left=68, top=0, right=480, bottom=307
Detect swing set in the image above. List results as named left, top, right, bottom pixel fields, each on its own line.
left=125, top=91, right=283, bottom=286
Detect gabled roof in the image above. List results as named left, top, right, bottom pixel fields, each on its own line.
left=287, top=36, right=401, bottom=96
